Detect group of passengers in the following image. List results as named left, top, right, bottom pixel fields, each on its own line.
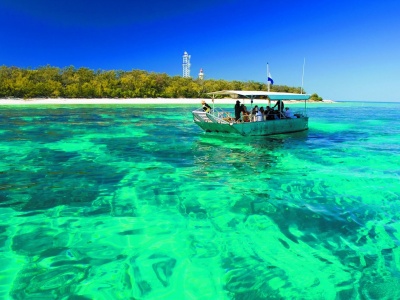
left=234, top=99, right=296, bottom=122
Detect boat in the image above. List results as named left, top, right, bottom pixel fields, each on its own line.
left=192, top=90, right=311, bottom=136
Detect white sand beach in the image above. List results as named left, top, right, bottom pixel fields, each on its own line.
left=0, top=98, right=332, bottom=106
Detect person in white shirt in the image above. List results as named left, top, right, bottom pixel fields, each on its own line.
left=284, top=107, right=296, bottom=118
left=256, top=109, right=263, bottom=121
left=251, top=105, right=260, bottom=122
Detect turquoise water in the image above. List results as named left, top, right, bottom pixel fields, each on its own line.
left=1, top=102, right=400, bottom=299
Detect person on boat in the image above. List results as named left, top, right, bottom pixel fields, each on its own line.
left=284, top=107, right=296, bottom=118
left=234, top=100, right=241, bottom=121
left=269, top=106, right=281, bottom=119
left=273, top=100, right=284, bottom=115
left=251, top=105, right=259, bottom=122
left=256, top=107, right=263, bottom=122
left=241, top=104, right=250, bottom=122
left=264, top=106, right=274, bottom=120
left=201, top=100, right=211, bottom=113
left=260, top=106, right=267, bottom=121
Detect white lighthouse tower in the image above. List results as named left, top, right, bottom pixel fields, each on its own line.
left=198, top=68, right=204, bottom=80
left=182, top=51, right=191, bottom=78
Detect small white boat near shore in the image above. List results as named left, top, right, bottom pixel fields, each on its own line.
left=192, top=90, right=310, bottom=136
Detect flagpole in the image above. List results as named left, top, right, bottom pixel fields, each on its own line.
left=267, top=63, right=271, bottom=107
left=301, top=58, right=305, bottom=94
left=301, top=58, right=307, bottom=115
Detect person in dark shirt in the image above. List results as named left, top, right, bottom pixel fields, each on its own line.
left=234, top=100, right=241, bottom=121
left=201, top=100, right=211, bottom=113
left=273, top=100, right=284, bottom=113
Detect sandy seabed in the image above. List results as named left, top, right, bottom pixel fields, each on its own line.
left=0, top=98, right=332, bottom=106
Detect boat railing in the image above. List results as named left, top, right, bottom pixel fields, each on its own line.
left=192, top=107, right=235, bottom=124
left=192, top=109, right=211, bottom=123
left=212, top=108, right=234, bottom=121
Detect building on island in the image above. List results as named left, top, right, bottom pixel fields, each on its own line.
left=198, top=68, right=204, bottom=80
left=182, top=51, right=191, bottom=78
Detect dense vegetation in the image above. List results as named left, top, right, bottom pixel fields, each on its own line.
left=309, top=93, right=323, bottom=101
left=0, top=65, right=321, bottom=100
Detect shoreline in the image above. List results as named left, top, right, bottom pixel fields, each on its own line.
left=0, top=98, right=335, bottom=106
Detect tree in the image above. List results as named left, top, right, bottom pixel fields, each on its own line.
left=310, top=93, right=323, bottom=101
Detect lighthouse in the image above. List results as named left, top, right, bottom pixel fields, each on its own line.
left=182, top=51, right=191, bottom=78
left=198, top=68, right=204, bottom=80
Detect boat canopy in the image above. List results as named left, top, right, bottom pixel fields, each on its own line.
left=207, top=90, right=310, bottom=100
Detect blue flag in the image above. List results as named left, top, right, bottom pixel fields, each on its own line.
left=268, top=72, right=274, bottom=85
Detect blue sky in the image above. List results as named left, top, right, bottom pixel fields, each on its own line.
left=0, top=0, right=399, bottom=101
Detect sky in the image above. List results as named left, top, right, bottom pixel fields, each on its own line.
left=0, top=0, right=399, bottom=101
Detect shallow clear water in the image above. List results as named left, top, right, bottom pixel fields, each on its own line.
left=1, top=102, right=400, bottom=299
